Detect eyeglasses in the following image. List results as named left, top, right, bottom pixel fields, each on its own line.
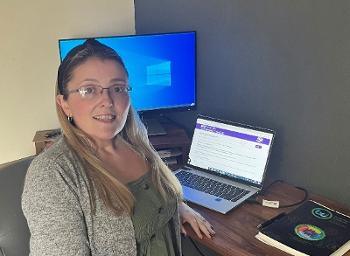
left=65, top=84, right=132, bottom=101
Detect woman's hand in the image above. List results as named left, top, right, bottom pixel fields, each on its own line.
left=178, top=202, right=215, bottom=239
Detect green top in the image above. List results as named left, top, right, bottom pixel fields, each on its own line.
left=128, top=171, right=177, bottom=256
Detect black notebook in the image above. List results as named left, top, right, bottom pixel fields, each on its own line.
left=255, top=200, right=350, bottom=256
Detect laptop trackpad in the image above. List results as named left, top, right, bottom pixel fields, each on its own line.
left=183, top=186, right=237, bottom=214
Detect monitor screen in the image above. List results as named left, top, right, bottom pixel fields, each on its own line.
left=58, top=31, right=196, bottom=112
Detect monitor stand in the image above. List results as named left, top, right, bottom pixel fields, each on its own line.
left=143, top=118, right=167, bottom=136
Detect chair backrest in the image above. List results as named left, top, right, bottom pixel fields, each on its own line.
left=0, top=157, right=33, bottom=256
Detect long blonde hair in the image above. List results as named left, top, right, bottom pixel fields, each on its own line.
left=56, top=39, right=182, bottom=215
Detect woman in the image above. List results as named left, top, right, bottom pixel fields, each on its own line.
left=22, top=39, right=214, bottom=256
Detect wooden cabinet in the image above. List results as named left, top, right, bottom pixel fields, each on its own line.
left=32, top=129, right=61, bottom=154
left=33, top=123, right=191, bottom=171
left=149, top=123, right=191, bottom=170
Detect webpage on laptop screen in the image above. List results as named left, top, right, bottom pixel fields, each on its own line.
left=188, top=118, right=273, bottom=185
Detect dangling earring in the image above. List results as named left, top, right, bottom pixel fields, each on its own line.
left=67, top=115, right=73, bottom=123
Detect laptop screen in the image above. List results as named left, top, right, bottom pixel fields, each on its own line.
left=188, top=116, right=274, bottom=186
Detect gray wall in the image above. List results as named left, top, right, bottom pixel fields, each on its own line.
left=135, top=1, right=350, bottom=206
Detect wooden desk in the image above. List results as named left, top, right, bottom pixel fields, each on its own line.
left=185, top=181, right=350, bottom=256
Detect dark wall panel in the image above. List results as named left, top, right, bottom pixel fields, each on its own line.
left=135, top=0, right=350, bottom=206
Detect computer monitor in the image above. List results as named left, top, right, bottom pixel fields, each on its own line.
left=58, top=31, right=196, bottom=114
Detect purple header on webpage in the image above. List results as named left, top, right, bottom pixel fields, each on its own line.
left=196, top=123, right=271, bottom=145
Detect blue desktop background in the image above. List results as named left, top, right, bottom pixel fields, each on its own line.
left=58, top=32, right=196, bottom=112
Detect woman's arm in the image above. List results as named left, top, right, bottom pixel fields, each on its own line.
left=22, top=157, right=90, bottom=256
left=178, top=201, right=215, bottom=239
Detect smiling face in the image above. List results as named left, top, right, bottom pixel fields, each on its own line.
left=57, top=57, right=130, bottom=146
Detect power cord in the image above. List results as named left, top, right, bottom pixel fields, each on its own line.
left=0, top=247, right=6, bottom=256
left=247, top=179, right=308, bottom=209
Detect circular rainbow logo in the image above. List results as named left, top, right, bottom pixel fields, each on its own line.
left=294, top=224, right=325, bottom=241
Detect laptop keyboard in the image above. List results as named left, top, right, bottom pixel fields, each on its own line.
left=175, top=170, right=250, bottom=202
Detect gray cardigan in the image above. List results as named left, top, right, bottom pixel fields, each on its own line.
left=22, top=138, right=182, bottom=256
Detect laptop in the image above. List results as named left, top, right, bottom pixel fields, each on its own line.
left=174, top=115, right=275, bottom=214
